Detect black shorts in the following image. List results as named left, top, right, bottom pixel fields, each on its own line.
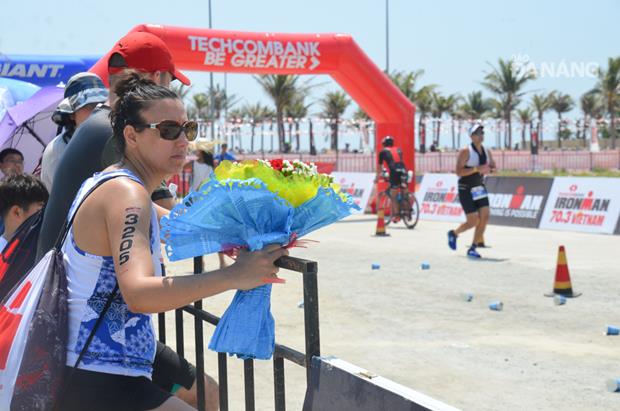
left=57, top=366, right=172, bottom=411
left=152, top=341, right=197, bottom=392
left=458, top=185, right=490, bottom=214
left=389, top=170, right=407, bottom=188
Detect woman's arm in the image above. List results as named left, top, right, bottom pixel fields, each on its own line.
left=106, top=180, right=287, bottom=314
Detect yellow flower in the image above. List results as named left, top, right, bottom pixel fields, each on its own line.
left=214, top=160, right=346, bottom=207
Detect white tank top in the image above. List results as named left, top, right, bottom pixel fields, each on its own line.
left=465, top=144, right=487, bottom=167
left=63, top=169, right=163, bottom=378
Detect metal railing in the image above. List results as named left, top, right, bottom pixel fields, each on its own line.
left=158, top=255, right=320, bottom=411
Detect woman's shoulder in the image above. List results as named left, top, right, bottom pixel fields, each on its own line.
left=88, top=170, right=150, bottom=205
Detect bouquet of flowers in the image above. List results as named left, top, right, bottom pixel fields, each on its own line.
left=161, top=159, right=359, bottom=359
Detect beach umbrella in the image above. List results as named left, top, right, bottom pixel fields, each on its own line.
left=0, top=78, right=41, bottom=119
left=0, top=86, right=64, bottom=173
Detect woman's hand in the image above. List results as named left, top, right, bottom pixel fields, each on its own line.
left=229, top=244, right=289, bottom=290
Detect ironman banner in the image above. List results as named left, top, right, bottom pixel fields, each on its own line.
left=539, top=177, right=620, bottom=234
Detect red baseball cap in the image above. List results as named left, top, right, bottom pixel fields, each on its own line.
left=108, top=31, right=191, bottom=85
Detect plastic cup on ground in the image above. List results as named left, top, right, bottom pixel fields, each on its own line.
left=420, top=262, right=430, bottom=270
left=606, top=325, right=620, bottom=336
left=606, top=379, right=620, bottom=392
left=371, top=263, right=380, bottom=270
left=489, top=301, right=503, bottom=311
left=461, top=293, right=474, bottom=302
left=297, top=300, right=304, bottom=309
left=553, top=295, right=567, bottom=305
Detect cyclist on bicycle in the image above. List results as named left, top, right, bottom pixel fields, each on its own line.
left=447, top=123, right=496, bottom=258
left=376, top=136, right=409, bottom=222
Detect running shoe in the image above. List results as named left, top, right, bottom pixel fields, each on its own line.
left=467, top=245, right=482, bottom=259
left=447, top=230, right=457, bottom=250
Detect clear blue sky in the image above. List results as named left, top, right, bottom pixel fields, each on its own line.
left=1, top=0, right=618, bottom=140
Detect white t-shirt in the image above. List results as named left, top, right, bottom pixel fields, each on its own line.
left=191, top=161, right=213, bottom=191
left=41, top=131, right=70, bottom=191
left=0, top=235, right=8, bottom=252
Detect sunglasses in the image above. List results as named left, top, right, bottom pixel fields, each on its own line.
left=135, top=120, right=198, bottom=141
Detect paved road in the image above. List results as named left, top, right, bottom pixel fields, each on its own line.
left=163, top=216, right=620, bottom=410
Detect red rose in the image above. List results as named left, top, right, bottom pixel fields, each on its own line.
left=270, top=159, right=284, bottom=171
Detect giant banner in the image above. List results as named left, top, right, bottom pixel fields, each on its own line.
left=0, top=55, right=100, bottom=87
left=539, top=177, right=620, bottom=234
left=416, top=173, right=465, bottom=222
left=486, top=177, right=553, bottom=228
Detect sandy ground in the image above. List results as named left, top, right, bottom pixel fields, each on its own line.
left=161, top=215, right=620, bottom=411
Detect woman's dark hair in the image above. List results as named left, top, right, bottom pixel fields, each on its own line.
left=110, top=70, right=179, bottom=153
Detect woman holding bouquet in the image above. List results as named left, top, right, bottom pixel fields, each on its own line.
left=57, top=71, right=288, bottom=411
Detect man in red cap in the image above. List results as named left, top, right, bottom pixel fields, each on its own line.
left=105, top=31, right=190, bottom=87
left=37, top=32, right=219, bottom=410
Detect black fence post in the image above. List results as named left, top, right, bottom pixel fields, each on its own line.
left=158, top=264, right=166, bottom=345
left=273, top=356, right=286, bottom=411
left=193, top=256, right=206, bottom=411
left=175, top=309, right=185, bottom=358
left=302, top=264, right=320, bottom=384
left=218, top=353, right=229, bottom=411
left=244, top=359, right=256, bottom=411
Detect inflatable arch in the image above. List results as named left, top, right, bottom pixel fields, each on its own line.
left=90, top=24, right=415, bottom=171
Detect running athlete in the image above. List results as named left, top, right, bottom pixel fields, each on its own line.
left=376, top=136, right=409, bottom=221
left=447, top=124, right=496, bottom=258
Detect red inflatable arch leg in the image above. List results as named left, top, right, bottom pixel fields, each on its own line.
left=90, top=24, right=416, bottom=171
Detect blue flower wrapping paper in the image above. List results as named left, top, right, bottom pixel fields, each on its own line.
left=160, top=177, right=359, bottom=359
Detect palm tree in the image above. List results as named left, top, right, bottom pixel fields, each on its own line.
left=320, top=90, right=351, bottom=151
left=226, top=107, right=244, bottom=150
left=255, top=75, right=314, bottom=152
left=190, top=92, right=210, bottom=121
left=530, top=93, right=552, bottom=142
left=445, top=94, right=462, bottom=149
left=208, top=84, right=239, bottom=121
left=549, top=91, right=575, bottom=149
left=285, top=95, right=312, bottom=152
left=460, top=91, right=492, bottom=121
left=579, top=92, right=604, bottom=146
left=516, top=108, right=533, bottom=150
left=242, top=103, right=273, bottom=153
left=489, top=98, right=506, bottom=148
left=353, top=107, right=371, bottom=151
left=388, top=70, right=436, bottom=153
left=591, top=57, right=620, bottom=148
left=430, top=92, right=459, bottom=147
left=415, top=88, right=434, bottom=152
left=482, top=58, right=535, bottom=149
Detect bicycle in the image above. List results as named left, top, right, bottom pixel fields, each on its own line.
left=377, top=171, right=420, bottom=230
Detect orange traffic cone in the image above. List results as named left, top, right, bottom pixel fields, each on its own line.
left=374, top=209, right=389, bottom=236
left=545, top=246, right=581, bottom=298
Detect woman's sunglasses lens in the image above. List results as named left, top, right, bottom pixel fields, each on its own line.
left=185, top=122, right=198, bottom=141
left=159, top=122, right=181, bottom=140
